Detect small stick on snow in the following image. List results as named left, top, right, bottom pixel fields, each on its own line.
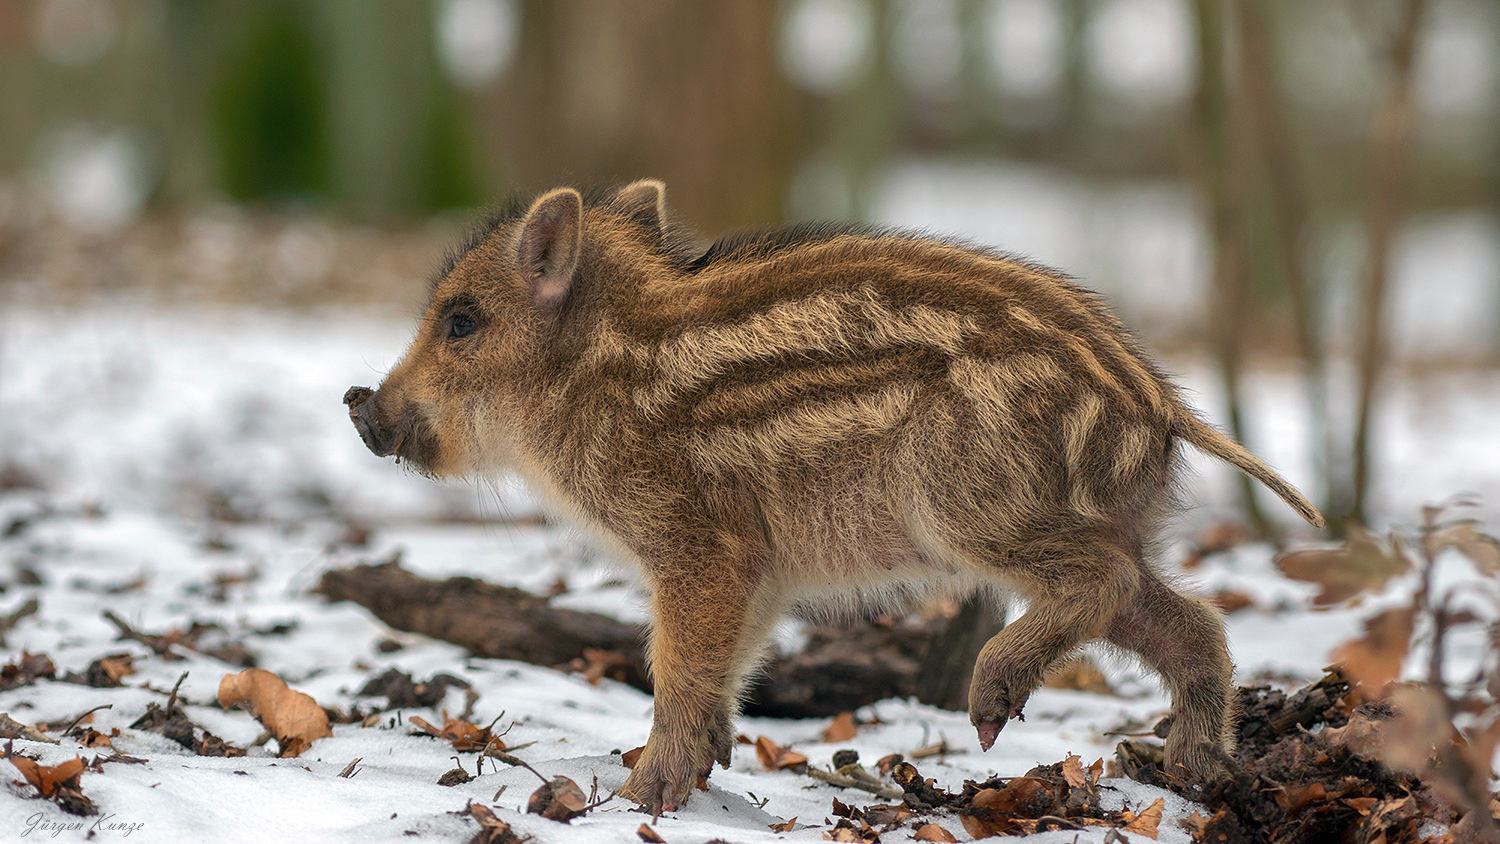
left=164, top=671, right=188, bottom=720
left=60, top=704, right=113, bottom=736
left=488, top=746, right=549, bottom=783
left=910, top=740, right=965, bottom=759
left=458, top=689, right=481, bottom=723
left=806, top=768, right=901, bottom=800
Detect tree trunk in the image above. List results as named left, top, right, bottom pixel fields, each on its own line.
left=913, top=593, right=1005, bottom=711
left=1192, top=0, right=1271, bottom=537
left=1234, top=0, right=1332, bottom=524
left=1348, top=0, right=1428, bottom=527
left=495, top=0, right=799, bottom=233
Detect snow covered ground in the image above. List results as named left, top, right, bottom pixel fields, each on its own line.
left=0, top=302, right=1496, bottom=842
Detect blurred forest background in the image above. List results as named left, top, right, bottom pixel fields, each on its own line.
left=0, top=0, right=1497, bottom=534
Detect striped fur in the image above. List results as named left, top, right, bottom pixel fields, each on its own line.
left=345, top=181, right=1324, bottom=813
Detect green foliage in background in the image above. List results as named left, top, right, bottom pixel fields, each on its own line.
left=205, top=0, right=482, bottom=215
left=210, top=3, right=333, bottom=205
left=418, top=79, right=484, bottom=214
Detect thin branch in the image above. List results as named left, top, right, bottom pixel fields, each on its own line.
left=1350, top=0, right=1429, bottom=525
left=806, top=767, right=903, bottom=800
left=1234, top=0, right=1333, bottom=520
left=1192, top=0, right=1271, bottom=537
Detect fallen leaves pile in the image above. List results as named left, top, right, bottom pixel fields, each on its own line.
left=808, top=751, right=1161, bottom=842
left=1116, top=670, right=1494, bottom=844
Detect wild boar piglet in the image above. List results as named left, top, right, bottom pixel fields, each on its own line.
left=345, top=179, right=1323, bottom=813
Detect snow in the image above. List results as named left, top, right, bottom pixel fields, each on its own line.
left=0, top=302, right=1497, bottom=841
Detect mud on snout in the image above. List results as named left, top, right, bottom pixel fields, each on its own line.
left=343, top=386, right=443, bottom=474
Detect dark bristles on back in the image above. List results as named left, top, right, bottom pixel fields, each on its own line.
left=685, top=220, right=885, bottom=272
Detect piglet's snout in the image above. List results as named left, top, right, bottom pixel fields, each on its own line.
left=343, top=386, right=392, bottom=457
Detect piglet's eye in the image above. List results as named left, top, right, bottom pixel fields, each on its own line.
left=449, top=313, right=477, bottom=339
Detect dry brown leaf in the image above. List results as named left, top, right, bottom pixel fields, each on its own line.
left=768, top=817, right=797, bottom=832
left=754, top=735, right=807, bottom=771
left=637, top=822, right=665, bottom=842
left=573, top=648, right=630, bottom=686
left=1276, top=525, right=1409, bottom=605
left=1429, top=522, right=1500, bottom=576
left=468, top=802, right=524, bottom=844
left=1178, top=810, right=1210, bottom=836
left=408, top=713, right=497, bottom=752
left=1043, top=656, right=1114, bottom=694
left=823, top=819, right=880, bottom=842
left=0, top=713, right=58, bottom=744
left=1274, top=782, right=1328, bottom=816
left=217, top=668, right=332, bottom=757
left=1211, top=590, right=1255, bottom=613
left=755, top=735, right=777, bottom=769
left=1123, top=796, right=1164, bottom=838
left=1461, top=713, right=1500, bottom=788
left=1367, top=796, right=1419, bottom=838
left=80, top=729, right=113, bottom=749
left=527, top=775, right=588, bottom=822
left=1087, top=757, right=1104, bottom=786
left=97, top=654, right=136, bottom=685
left=862, top=804, right=909, bottom=826
left=1330, top=608, right=1414, bottom=696
left=822, top=712, right=858, bottom=743
left=959, top=788, right=1012, bottom=839
left=1380, top=685, right=1452, bottom=775
left=10, top=755, right=85, bottom=798
left=913, top=823, right=959, bottom=842
left=1061, top=753, right=1086, bottom=788
left=1322, top=709, right=1389, bottom=759
left=1, top=652, right=57, bottom=692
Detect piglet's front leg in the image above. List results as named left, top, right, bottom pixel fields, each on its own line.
left=620, top=556, right=759, bottom=815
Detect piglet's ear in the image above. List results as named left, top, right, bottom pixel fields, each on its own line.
left=613, top=179, right=666, bottom=232
left=517, top=188, right=583, bottom=312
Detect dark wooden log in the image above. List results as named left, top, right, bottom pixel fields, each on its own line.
left=912, top=592, right=1005, bottom=711
left=316, top=560, right=651, bottom=689
left=317, top=559, right=955, bottom=718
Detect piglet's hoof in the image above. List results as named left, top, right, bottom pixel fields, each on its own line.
left=621, top=758, right=696, bottom=818
left=972, top=700, right=1026, bottom=750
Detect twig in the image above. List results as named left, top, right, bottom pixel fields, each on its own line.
left=1233, top=0, right=1332, bottom=515
left=164, top=672, right=188, bottom=720
left=0, top=597, right=39, bottom=644
left=459, top=689, right=481, bottom=723
left=487, top=745, right=549, bottom=784
left=806, top=768, right=901, bottom=800
left=1348, top=0, right=1429, bottom=524
left=910, top=740, right=965, bottom=759
left=60, top=705, right=113, bottom=736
